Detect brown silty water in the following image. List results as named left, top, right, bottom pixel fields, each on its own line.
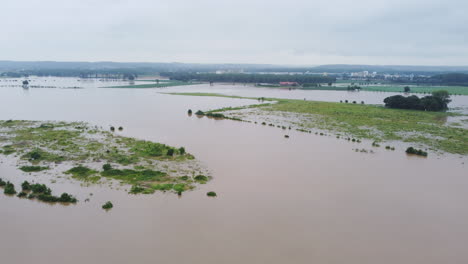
left=0, top=78, right=467, bottom=264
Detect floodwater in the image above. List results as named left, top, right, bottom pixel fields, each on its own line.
left=1, top=78, right=468, bottom=264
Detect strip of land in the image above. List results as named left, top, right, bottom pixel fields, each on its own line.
left=169, top=93, right=468, bottom=155
left=102, top=80, right=197, bottom=89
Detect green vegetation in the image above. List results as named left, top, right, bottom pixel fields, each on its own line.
left=160, top=72, right=335, bottom=84
left=2, top=145, right=15, bottom=155
left=301, top=80, right=468, bottom=95
left=384, top=90, right=451, bottom=111
left=0, top=120, right=209, bottom=196
left=4, top=182, right=16, bottom=195
left=102, top=201, right=113, bottom=210
left=170, top=93, right=468, bottom=155
left=65, top=165, right=98, bottom=182
left=21, top=181, right=31, bottom=191
left=19, top=165, right=49, bottom=172
left=22, top=148, right=65, bottom=163
left=103, top=80, right=195, bottom=89
left=207, top=191, right=217, bottom=197
left=406, top=147, right=428, bottom=157
left=194, top=175, right=208, bottom=183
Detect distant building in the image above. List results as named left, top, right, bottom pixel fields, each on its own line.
left=279, top=82, right=298, bottom=86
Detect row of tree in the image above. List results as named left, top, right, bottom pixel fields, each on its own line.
left=160, top=72, right=336, bottom=84
left=383, top=90, right=451, bottom=111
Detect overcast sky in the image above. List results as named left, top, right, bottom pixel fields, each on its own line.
left=1, top=0, right=467, bottom=65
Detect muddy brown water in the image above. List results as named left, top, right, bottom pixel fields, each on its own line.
left=1, top=78, right=468, bottom=264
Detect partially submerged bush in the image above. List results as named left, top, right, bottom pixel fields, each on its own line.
left=195, top=110, right=205, bottom=115
left=21, top=181, right=31, bottom=191
left=207, top=191, right=217, bottom=197
left=103, top=163, right=112, bottom=171
left=406, top=147, right=428, bottom=157
left=59, top=193, right=78, bottom=203
left=65, top=165, right=96, bottom=178
left=4, top=182, right=16, bottom=195
left=30, top=183, right=52, bottom=195
left=0, top=178, right=6, bottom=187
left=178, top=147, right=186, bottom=155
left=206, top=112, right=225, bottom=119
left=102, top=201, right=113, bottom=210
left=167, top=148, right=174, bottom=157
left=194, top=175, right=208, bottom=182
left=19, top=166, right=49, bottom=172
left=173, top=183, right=186, bottom=193
left=17, top=192, right=27, bottom=198
left=188, top=109, right=192, bottom=114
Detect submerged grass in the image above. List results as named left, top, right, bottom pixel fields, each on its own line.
left=0, top=120, right=209, bottom=195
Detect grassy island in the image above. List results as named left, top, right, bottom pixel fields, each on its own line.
left=0, top=120, right=210, bottom=196
left=170, top=93, right=468, bottom=155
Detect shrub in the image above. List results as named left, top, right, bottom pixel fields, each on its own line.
left=173, top=183, right=186, bottom=193
left=30, top=183, right=52, bottom=195
left=110, top=126, right=115, bottom=132
left=21, top=181, right=31, bottom=191
left=59, top=193, right=77, bottom=203
left=178, top=147, right=186, bottom=155
left=179, top=176, right=189, bottom=181
left=406, top=147, right=428, bottom=157
left=207, top=191, right=217, bottom=197
left=188, top=109, right=192, bottom=114
left=102, top=201, right=113, bottom=210
left=194, top=175, right=208, bottom=182
left=206, top=112, right=225, bottom=118
left=284, top=135, right=289, bottom=138
left=27, top=149, right=42, bottom=160
left=20, top=166, right=49, bottom=172
left=167, top=148, right=174, bottom=157
left=102, top=163, right=112, bottom=171
left=0, top=178, right=6, bottom=187
left=17, top=192, right=27, bottom=198
left=4, top=182, right=16, bottom=195
left=195, top=110, right=205, bottom=115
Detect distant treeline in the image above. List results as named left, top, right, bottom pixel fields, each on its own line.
left=0, top=68, right=145, bottom=78
left=160, top=72, right=336, bottom=84
left=388, top=73, right=468, bottom=86
left=430, top=73, right=468, bottom=86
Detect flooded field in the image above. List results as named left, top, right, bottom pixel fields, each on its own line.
left=1, top=78, right=468, bottom=264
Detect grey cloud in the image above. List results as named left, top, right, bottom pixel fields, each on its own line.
left=0, top=0, right=467, bottom=65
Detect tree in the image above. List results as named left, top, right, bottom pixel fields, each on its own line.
left=404, top=86, right=410, bottom=92
left=383, top=90, right=450, bottom=111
